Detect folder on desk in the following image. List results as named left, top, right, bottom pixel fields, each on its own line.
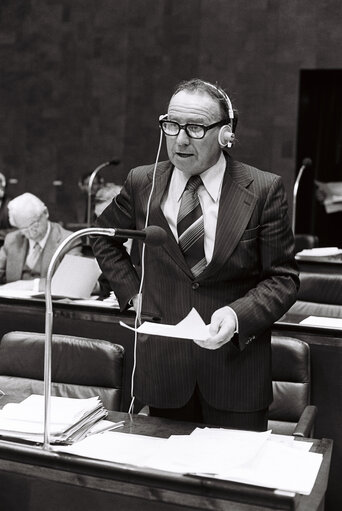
left=36, top=254, right=102, bottom=300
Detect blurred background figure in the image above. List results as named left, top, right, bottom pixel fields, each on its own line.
left=75, top=172, right=105, bottom=224
left=94, top=182, right=122, bottom=218
left=0, top=192, right=82, bottom=289
left=0, top=172, right=12, bottom=238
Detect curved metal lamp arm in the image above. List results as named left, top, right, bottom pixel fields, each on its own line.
left=43, top=227, right=115, bottom=449
left=292, top=166, right=305, bottom=235
left=86, top=160, right=120, bottom=227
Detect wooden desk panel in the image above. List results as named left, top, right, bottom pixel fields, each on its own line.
left=0, top=411, right=333, bottom=511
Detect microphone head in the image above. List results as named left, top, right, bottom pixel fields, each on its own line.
left=143, top=225, right=168, bottom=246
left=302, top=157, right=312, bottom=168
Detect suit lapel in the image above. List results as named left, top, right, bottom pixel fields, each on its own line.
left=12, top=235, right=28, bottom=281
left=200, top=157, right=257, bottom=280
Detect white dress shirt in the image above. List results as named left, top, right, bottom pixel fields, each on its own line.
left=161, top=152, right=226, bottom=264
left=161, top=152, right=238, bottom=333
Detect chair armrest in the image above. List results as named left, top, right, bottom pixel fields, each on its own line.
left=293, top=405, right=318, bottom=438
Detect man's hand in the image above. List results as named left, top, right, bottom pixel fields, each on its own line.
left=193, top=306, right=237, bottom=350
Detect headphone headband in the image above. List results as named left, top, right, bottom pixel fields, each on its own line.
left=202, top=81, right=234, bottom=123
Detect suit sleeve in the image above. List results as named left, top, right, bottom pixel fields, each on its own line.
left=90, top=169, right=141, bottom=311
left=229, top=175, right=299, bottom=350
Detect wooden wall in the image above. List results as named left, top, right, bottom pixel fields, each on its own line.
left=1, top=0, right=342, bottom=224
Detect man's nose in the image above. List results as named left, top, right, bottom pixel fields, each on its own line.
left=176, top=127, right=190, bottom=145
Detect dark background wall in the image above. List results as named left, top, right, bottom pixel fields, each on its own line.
left=0, top=0, right=342, bottom=225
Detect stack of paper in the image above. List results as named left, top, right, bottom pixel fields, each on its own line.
left=0, top=394, right=108, bottom=444
left=57, top=427, right=323, bottom=496
left=315, top=180, right=342, bottom=213
left=296, top=247, right=342, bottom=259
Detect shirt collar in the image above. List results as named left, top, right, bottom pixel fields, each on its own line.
left=28, top=221, right=51, bottom=250
left=173, top=151, right=226, bottom=202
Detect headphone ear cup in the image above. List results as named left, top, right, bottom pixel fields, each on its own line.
left=218, top=126, right=235, bottom=148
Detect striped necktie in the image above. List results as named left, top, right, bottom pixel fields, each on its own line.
left=26, top=242, right=42, bottom=270
left=177, top=175, right=206, bottom=277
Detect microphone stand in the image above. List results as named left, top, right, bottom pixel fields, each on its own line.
left=292, top=159, right=312, bottom=236
left=43, top=227, right=115, bottom=449
left=86, top=160, right=120, bottom=228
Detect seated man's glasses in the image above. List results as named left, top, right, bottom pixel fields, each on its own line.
left=159, top=118, right=226, bottom=140
left=19, top=213, right=44, bottom=233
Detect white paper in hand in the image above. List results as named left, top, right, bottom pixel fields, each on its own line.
left=120, top=307, right=210, bottom=340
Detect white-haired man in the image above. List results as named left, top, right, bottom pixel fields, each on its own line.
left=0, top=192, right=82, bottom=287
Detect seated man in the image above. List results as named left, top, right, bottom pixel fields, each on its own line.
left=0, top=192, right=82, bottom=289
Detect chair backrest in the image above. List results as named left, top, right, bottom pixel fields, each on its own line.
left=0, top=331, right=124, bottom=411
left=294, top=233, right=319, bottom=253
left=298, top=271, right=342, bottom=305
left=269, top=336, right=311, bottom=435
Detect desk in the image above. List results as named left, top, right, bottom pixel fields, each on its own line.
left=295, top=255, right=342, bottom=274
left=0, top=296, right=158, bottom=413
left=0, top=410, right=333, bottom=511
left=274, top=313, right=342, bottom=511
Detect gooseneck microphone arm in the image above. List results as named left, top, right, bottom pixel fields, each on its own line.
left=43, top=227, right=115, bottom=449
left=86, top=159, right=120, bottom=227
left=43, top=225, right=167, bottom=449
left=292, top=158, right=312, bottom=236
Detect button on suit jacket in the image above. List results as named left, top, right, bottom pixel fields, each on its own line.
left=92, top=154, right=299, bottom=412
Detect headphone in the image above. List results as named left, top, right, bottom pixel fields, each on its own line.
left=202, top=81, right=235, bottom=148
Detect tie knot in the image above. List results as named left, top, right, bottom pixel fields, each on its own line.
left=186, top=175, right=202, bottom=193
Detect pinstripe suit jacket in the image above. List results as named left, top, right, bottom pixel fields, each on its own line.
left=92, top=154, right=299, bottom=412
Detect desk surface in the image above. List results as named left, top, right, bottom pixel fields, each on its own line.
left=0, top=409, right=333, bottom=511
left=276, top=312, right=342, bottom=340
left=295, top=255, right=342, bottom=274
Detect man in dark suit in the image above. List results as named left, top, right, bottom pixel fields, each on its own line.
left=91, top=78, right=299, bottom=431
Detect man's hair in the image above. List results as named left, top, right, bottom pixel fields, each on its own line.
left=8, top=193, right=47, bottom=228
left=170, top=78, right=232, bottom=122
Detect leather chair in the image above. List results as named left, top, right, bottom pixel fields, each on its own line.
left=0, top=331, right=124, bottom=411
left=288, top=271, right=342, bottom=318
left=268, top=336, right=317, bottom=437
left=294, top=234, right=319, bottom=253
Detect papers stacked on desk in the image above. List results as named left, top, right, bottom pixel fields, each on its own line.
left=0, top=394, right=108, bottom=444
left=296, top=246, right=342, bottom=260
left=57, top=426, right=323, bottom=496
left=315, top=180, right=342, bottom=213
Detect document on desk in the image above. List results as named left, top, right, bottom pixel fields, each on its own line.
left=0, top=394, right=108, bottom=444
left=300, top=315, right=342, bottom=329
left=120, top=307, right=211, bottom=340
left=57, top=427, right=322, bottom=495
left=0, top=280, right=37, bottom=298
left=296, top=246, right=342, bottom=259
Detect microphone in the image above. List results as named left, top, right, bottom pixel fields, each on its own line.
left=292, top=157, right=312, bottom=235
left=113, top=225, right=167, bottom=246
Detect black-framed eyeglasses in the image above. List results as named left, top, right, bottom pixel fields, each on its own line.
left=159, top=118, right=226, bottom=139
